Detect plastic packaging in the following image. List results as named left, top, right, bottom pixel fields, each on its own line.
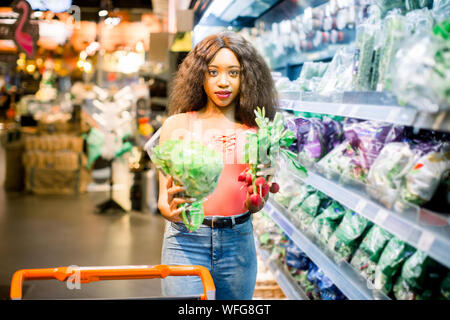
left=311, top=201, right=347, bottom=245
left=296, top=191, right=329, bottom=230
left=328, top=211, right=373, bottom=261
left=366, top=142, right=416, bottom=207
left=352, top=15, right=382, bottom=91
left=399, top=142, right=450, bottom=206
left=317, top=46, right=355, bottom=96
left=389, top=30, right=450, bottom=112
left=148, top=139, right=224, bottom=231
left=287, top=117, right=344, bottom=167
left=351, top=225, right=393, bottom=282
left=377, top=10, right=409, bottom=91
left=374, top=237, right=415, bottom=294
left=317, top=121, right=405, bottom=184
left=285, top=238, right=311, bottom=271
left=393, top=250, right=432, bottom=300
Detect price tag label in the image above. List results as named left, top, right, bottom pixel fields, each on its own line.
left=417, top=231, right=435, bottom=253
left=374, top=209, right=389, bottom=225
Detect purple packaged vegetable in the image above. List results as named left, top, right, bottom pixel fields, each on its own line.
left=285, top=238, right=311, bottom=270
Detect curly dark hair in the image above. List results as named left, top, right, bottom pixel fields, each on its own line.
left=168, top=31, right=277, bottom=127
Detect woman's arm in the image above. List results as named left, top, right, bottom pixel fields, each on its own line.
left=157, top=115, right=194, bottom=222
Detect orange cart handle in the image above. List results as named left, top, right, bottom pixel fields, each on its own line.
left=10, top=265, right=216, bottom=300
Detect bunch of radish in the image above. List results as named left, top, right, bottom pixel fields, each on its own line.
left=238, top=171, right=280, bottom=207
left=239, top=107, right=305, bottom=208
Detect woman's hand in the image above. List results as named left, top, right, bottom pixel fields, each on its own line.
left=244, top=162, right=278, bottom=213
left=160, top=175, right=195, bottom=223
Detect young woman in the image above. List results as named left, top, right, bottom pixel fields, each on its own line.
left=157, top=31, right=277, bottom=300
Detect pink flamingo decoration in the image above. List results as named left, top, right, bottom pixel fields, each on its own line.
left=13, top=0, right=35, bottom=57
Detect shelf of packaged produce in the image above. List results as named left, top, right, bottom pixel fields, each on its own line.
left=289, top=166, right=450, bottom=269
left=278, top=99, right=450, bottom=132
left=255, top=239, right=310, bottom=300
left=264, top=199, right=390, bottom=300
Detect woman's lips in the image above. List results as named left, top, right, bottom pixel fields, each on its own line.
left=215, top=91, right=231, bottom=99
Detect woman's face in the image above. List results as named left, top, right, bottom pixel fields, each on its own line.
left=203, top=48, right=241, bottom=109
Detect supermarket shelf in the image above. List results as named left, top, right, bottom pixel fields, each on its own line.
left=278, top=94, right=450, bottom=132
left=290, top=167, right=450, bottom=269
left=264, top=200, right=391, bottom=300
left=255, top=239, right=310, bottom=300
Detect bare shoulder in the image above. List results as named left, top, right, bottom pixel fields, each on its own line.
left=159, top=113, right=190, bottom=143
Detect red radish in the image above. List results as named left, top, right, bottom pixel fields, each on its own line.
left=247, top=185, right=254, bottom=194
left=258, top=183, right=269, bottom=197
left=255, top=177, right=266, bottom=187
left=246, top=174, right=253, bottom=186
left=238, top=172, right=247, bottom=182
left=250, top=194, right=262, bottom=207
left=270, top=182, right=280, bottom=193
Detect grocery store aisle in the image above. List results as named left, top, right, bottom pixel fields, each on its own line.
left=0, top=145, right=166, bottom=299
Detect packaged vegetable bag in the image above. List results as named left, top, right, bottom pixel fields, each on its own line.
left=149, top=139, right=224, bottom=232
left=296, top=191, right=329, bottom=230
left=373, top=237, right=415, bottom=294
left=366, top=142, right=416, bottom=207
left=311, top=201, right=347, bottom=245
left=440, top=272, right=450, bottom=300
left=399, top=142, right=450, bottom=207
left=327, top=211, right=373, bottom=261
left=393, top=250, right=432, bottom=300
left=351, top=225, right=393, bottom=282
left=317, top=120, right=405, bottom=184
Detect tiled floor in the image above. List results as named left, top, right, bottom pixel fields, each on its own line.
left=0, top=143, right=166, bottom=300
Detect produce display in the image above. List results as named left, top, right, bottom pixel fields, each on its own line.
left=253, top=212, right=347, bottom=300
left=317, top=120, right=404, bottom=184
left=149, top=139, right=224, bottom=231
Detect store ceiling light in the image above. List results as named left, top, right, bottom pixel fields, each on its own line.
left=99, top=10, right=108, bottom=17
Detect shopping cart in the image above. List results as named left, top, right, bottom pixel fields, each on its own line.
left=10, top=264, right=216, bottom=300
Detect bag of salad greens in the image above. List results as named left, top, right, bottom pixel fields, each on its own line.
left=296, top=191, right=329, bottom=230
left=149, top=139, right=223, bottom=232
left=328, top=211, right=373, bottom=261
left=393, top=250, right=433, bottom=300
left=351, top=225, right=393, bottom=282
left=366, top=142, right=416, bottom=207
left=311, top=201, right=347, bottom=245
left=373, top=237, right=415, bottom=294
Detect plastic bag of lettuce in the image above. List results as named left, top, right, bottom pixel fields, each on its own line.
left=327, top=211, right=373, bottom=262
left=311, top=201, right=347, bottom=245
left=373, top=237, right=415, bottom=295
left=149, top=139, right=223, bottom=232
left=351, top=225, right=393, bottom=283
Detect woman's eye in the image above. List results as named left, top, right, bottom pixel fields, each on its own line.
left=208, top=70, right=218, bottom=76
left=230, top=70, right=239, bottom=77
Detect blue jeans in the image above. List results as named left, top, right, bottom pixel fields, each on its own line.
left=160, top=215, right=257, bottom=300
